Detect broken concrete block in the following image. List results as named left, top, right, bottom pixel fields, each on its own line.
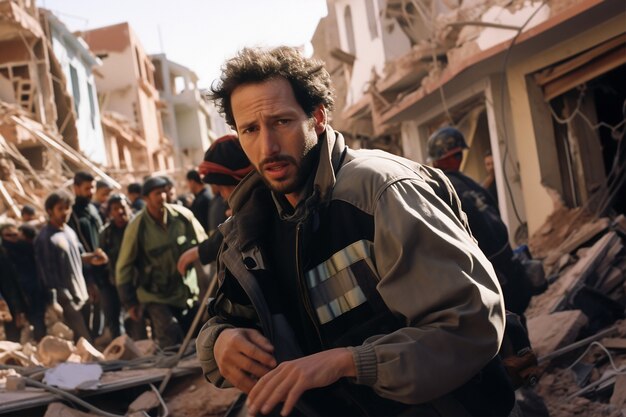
left=6, top=375, right=25, bottom=391
left=103, top=335, right=141, bottom=361
left=0, top=350, right=32, bottom=367
left=610, top=374, right=626, bottom=408
left=37, top=335, right=75, bottom=367
left=128, top=390, right=160, bottom=413
left=527, top=310, right=588, bottom=358
left=44, top=402, right=98, bottom=417
left=22, top=342, right=37, bottom=356
left=0, top=369, right=19, bottom=386
left=76, top=337, right=104, bottom=363
left=66, top=353, right=82, bottom=363
left=600, top=338, right=626, bottom=350
left=49, top=321, right=74, bottom=341
left=133, top=339, right=156, bottom=356
left=0, top=340, right=22, bottom=353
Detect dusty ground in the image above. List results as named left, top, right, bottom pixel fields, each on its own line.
left=164, top=373, right=241, bottom=417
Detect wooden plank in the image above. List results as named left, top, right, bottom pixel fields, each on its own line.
left=10, top=116, right=121, bottom=189
left=0, top=181, right=21, bottom=217
left=549, top=232, right=620, bottom=313
left=600, top=338, right=626, bottom=350
left=559, top=218, right=610, bottom=255
left=534, top=33, right=626, bottom=85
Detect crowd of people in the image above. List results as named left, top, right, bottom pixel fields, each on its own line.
left=0, top=45, right=545, bottom=416
left=0, top=136, right=251, bottom=351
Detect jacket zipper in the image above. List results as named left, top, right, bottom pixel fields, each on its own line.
left=295, top=222, right=324, bottom=348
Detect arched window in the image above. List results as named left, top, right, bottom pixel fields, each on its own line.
left=344, top=5, right=356, bottom=54
left=365, top=0, right=379, bottom=39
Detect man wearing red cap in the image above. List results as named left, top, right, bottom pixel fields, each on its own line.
left=177, top=135, right=253, bottom=275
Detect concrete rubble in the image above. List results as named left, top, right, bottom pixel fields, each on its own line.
left=525, top=209, right=626, bottom=417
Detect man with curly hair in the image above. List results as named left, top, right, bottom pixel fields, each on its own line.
left=197, top=46, right=513, bottom=416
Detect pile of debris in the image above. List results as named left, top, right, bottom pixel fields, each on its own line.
left=0, top=330, right=240, bottom=417
left=0, top=101, right=121, bottom=221
left=526, top=207, right=626, bottom=416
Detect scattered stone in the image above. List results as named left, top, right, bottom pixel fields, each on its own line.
left=528, top=310, right=588, bottom=358
left=44, top=402, right=99, bottom=417
left=37, top=335, right=75, bottom=366
left=50, top=321, right=74, bottom=341
left=611, top=374, right=626, bottom=408
left=128, top=390, right=160, bottom=413
left=76, top=337, right=105, bottom=362
left=103, top=335, right=141, bottom=361
left=5, top=375, right=25, bottom=391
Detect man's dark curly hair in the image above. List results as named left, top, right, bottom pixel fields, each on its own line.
left=208, top=46, right=335, bottom=129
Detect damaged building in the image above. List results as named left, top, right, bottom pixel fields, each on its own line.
left=313, top=0, right=626, bottom=414
left=151, top=53, right=230, bottom=169
left=81, top=22, right=174, bottom=177
left=0, top=0, right=117, bottom=217
left=314, top=0, right=625, bottom=242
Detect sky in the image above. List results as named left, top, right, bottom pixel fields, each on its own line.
left=40, top=0, right=329, bottom=89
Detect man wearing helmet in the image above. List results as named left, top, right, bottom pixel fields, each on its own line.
left=427, top=127, right=533, bottom=316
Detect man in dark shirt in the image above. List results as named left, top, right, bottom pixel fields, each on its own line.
left=67, top=171, right=106, bottom=339
left=35, top=190, right=108, bottom=342
left=177, top=135, right=253, bottom=278
left=93, top=180, right=113, bottom=223
left=0, top=223, right=45, bottom=341
left=186, top=170, right=211, bottom=232
left=127, top=182, right=145, bottom=213
left=97, top=193, right=131, bottom=340
left=427, top=127, right=532, bottom=315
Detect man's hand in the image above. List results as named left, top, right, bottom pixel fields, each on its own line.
left=177, top=247, right=199, bottom=276
left=214, top=328, right=277, bottom=394
left=246, top=348, right=356, bottom=416
left=83, top=248, right=109, bottom=266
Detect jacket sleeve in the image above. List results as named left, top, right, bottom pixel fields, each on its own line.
left=347, top=178, right=506, bottom=404
left=196, top=262, right=264, bottom=386
left=115, top=217, right=140, bottom=308
left=197, top=231, right=223, bottom=265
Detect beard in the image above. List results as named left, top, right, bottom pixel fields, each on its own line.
left=259, top=142, right=320, bottom=196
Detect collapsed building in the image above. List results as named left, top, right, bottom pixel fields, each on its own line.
left=0, top=0, right=118, bottom=218
left=314, top=0, right=624, bottom=241
left=314, top=0, right=625, bottom=414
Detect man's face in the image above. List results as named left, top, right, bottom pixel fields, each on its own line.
left=145, top=187, right=166, bottom=212
left=109, top=200, right=130, bottom=226
left=484, top=155, right=494, bottom=174
left=48, top=202, right=71, bottom=227
left=94, top=187, right=112, bottom=204
left=165, top=185, right=176, bottom=204
left=232, top=78, right=326, bottom=201
left=1, top=226, right=19, bottom=243
left=74, top=181, right=95, bottom=200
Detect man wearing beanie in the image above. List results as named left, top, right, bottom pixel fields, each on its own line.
left=176, top=135, right=253, bottom=277
left=116, top=175, right=207, bottom=348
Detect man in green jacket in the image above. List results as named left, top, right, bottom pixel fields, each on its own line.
left=116, top=176, right=207, bottom=347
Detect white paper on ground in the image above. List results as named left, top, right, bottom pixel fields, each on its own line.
left=43, top=363, right=102, bottom=390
